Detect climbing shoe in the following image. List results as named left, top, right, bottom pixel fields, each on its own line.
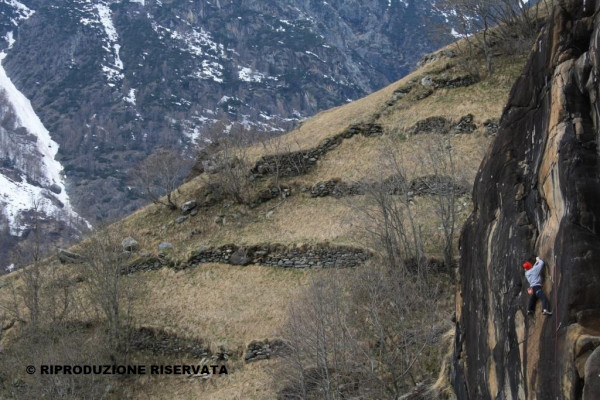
left=542, top=310, right=553, bottom=316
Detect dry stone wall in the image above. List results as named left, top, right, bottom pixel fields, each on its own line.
left=309, top=175, right=469, bottom=199
left=250, top=123, right=383, bottom=179
left=129, top=327, right=210, bottom=358
left=188, top=243, right=371, bottom=269
left=407, top=114, right=477, bottom=135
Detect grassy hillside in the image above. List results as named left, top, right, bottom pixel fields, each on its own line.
left=0, top=43, right=528, bottom=399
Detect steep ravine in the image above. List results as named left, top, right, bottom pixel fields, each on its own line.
left=452, top=1, right=600, bottom=399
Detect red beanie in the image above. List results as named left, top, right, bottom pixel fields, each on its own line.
left=523, top=261, right=532, bottom=270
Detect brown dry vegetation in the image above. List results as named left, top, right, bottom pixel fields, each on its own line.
left=111, top=50, right=524, bottom=258
left=130, top=264, right=313, bottom=346
left=0, top=43, right=529, bottom=399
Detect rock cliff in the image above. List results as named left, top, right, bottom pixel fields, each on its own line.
left=452, top=1, right=600, bottom=399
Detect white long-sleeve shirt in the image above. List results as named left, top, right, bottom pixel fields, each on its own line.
left=525, top=258, right=545, bottom=287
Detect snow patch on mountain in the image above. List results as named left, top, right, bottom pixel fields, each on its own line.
left=238, top=67, right=265, bottom=83
left=193, top=60, right=224, bottom=83
left=123, top=88, right=136, bottom=105
left=0, top=53, right=89, bottom=236
left=4, top=31, right=14, bottom=48
left=3, top=0, right=34, bottom=25
left=151, top=22, right=232, bottom=83
left=95, top=3, right=124, bottom=85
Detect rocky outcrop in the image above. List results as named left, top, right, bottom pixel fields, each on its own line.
left=121, top=236, right=139, bottom=252
left=249, top=185, right=291, bottom=208
left=409, top=116, right=452, bottom=135
left=417, top=49, right=456, bottom=67
left=56, top=248, right=82, bottom=264
left=452, top=2, right=600, bottom=399
left=408, top=175, right=469, bottom=197
left=483, top=119, right=500, bottom=136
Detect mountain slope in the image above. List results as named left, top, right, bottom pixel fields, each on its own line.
left=0, top=0, right=455, bottom=266
left=0, top=30, right=89, bottom=269
left=0, top=30, right=531, bottom=398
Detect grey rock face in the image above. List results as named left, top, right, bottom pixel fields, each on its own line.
left=584, top=347, right=600, bottom=400
left=452, top=2, right=600, bottom=398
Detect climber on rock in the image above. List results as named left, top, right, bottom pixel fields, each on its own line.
left=523, top=256, right=552, bottom=316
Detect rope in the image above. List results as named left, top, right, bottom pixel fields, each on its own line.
left=553, top=255, right=559, bottom=396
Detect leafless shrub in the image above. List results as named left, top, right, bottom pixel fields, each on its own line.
left=259, top=135, right=308, bottom=195
left=439, top=0, right=548, bottom=74
left=130, top=147, right=191, bottom=209
left=353, top=141, right=427, bottom=274
left=351, top=135, right=465, bottom=272
left=0, top=204, right=116, bottom=399
left=198, top=120, right=255, bottom=204
left=0, top=319, right=113, bottom=400
left=276, top=265, right=449, bottom=399
left=79, top=230, right=136, bottom=352
left=3, top=198, right=71, bottom=331
left=420, top=136, right=462, bottom=269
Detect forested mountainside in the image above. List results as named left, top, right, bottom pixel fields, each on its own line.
left=0, top=0, right=454, bottom=269
left=453, top=1, right=600, bottom=398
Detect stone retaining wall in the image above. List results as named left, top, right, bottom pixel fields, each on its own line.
left=309, top=175, right=469, bottom=199
left=245, top=339, right=289, bottom=362
left=251, top=123, right=383, bottom=179
left=129, top=326, right=210, bottom=358
left=310, top=179, right=364, bottom=198
left=408, top=114, right=477, bottom=135
left=188, top=243, right=371, bottom=269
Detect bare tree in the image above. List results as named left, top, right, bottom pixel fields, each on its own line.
left=7, top=197, right=46, bottom=330
left=79, top=230, right=133, bottom=350
left=0, top=219, right=129, bottom=399
left=130, top=147, right=191, bottom=209
left=439, top=0, right=547, bottom=74
left=258, top=134, right=307, bottom=202
left=259, top=133, right=286, bottom=192
left=202, top=121, right=255, bottom=204
left=354, top=141, right=426, bottom=274
left=422, top=136, right=461, bottom=269
left=277, top=265, right=448, bottom=400
left=278, top=272, right=358, bottom=400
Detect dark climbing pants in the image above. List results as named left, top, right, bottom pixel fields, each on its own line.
left=528, top=285, right=550, bottom=312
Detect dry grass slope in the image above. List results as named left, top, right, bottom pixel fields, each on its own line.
left=0, top=43, right=528, bottom=399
